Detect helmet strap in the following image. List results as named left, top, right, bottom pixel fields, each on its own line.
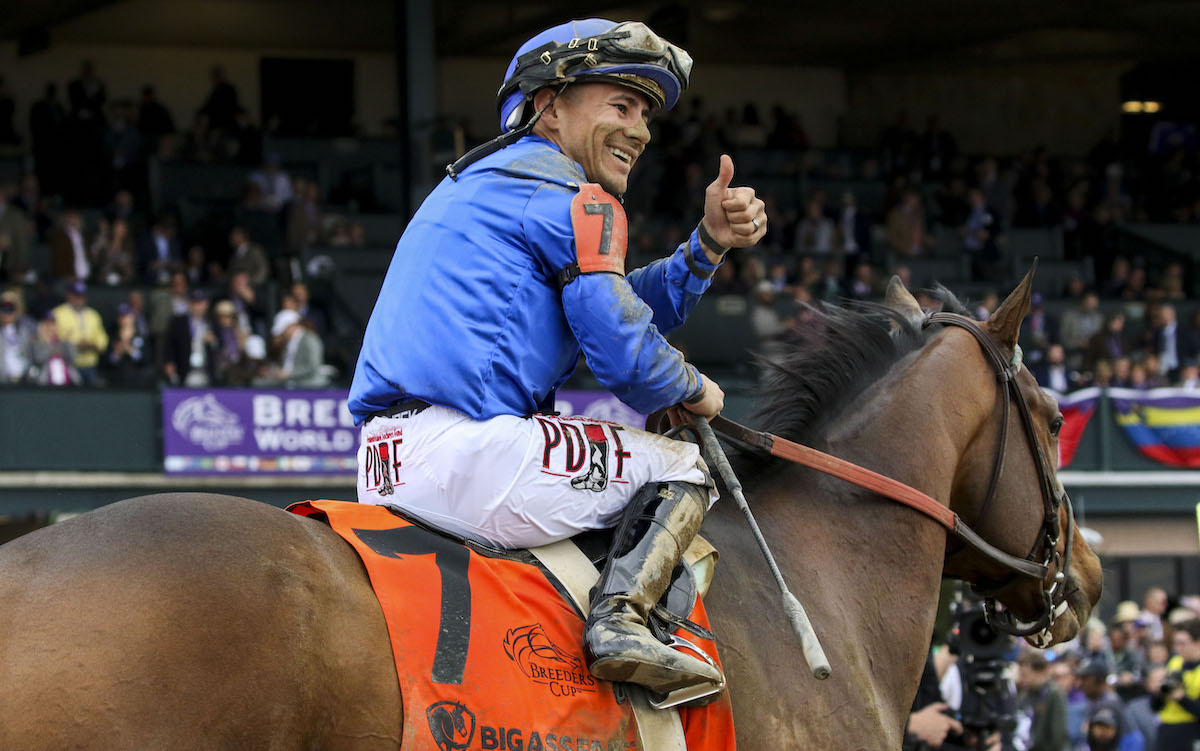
left=447, top=85, right=568, bottom=179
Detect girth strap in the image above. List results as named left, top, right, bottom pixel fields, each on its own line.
left=706, top=414, right=1049, bottom=580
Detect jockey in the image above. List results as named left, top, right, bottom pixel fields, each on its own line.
left=348, top=18, right=767, bottom=699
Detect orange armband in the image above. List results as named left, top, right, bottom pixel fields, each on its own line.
left=558, top=183, right=628, bottom=288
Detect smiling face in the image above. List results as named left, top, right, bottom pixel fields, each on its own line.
left=533, top=82, right=652, bottom=196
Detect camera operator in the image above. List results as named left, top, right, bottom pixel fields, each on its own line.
left=905, top=588, right=1010, bottom=751
left=1154, top=619, right=1200, bottom=751
left=906, top=653, right=1002, bottom=751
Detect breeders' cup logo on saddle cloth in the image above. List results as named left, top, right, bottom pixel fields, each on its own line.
left=171, top=394, right=244, bottom=451
left=426, top=701, right=476, bottom=751
left=503, top=623, right=597, bottom=698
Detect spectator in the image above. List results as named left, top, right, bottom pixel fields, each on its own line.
left=67, top=60, right=107, bottom=126
left=794, top=194, right=836, bottom=255
left=1160, top=262, right=1187, bottom=302
left=847, top=260, right=881, bottom=300
left=28, top=314, right=79, bottom=386
left=886, top=189, right=932, bottom=257
left=0, top=185, right=31, bottom=283
left=1032, top=343, right=1082, bottom=393
left=14, top=174, right=54, bottom=243
left=163, top=289, right=214, bottom=387
left=137, top=85, right=175, bottom=152
left=67, top=60, right=110, bottom=203
left=1156, top=619, right=1200, bottom=750
left=246, top=153, right=293, bottom=213
left=91, top=218, right=136, bottom=286
left=1111, top=624, right=1148, bottom=701
left=228, top=108, right=263, bottom=165
left=837, top=191, right=871, bottom=257
left=29, top=83, right=68, bottom=197
left=1076, top=658, right=1143, bottom=751
left=1127, top=666, right=1164, bottom=750
left=1144, top=588, right=1170, bottom=642
left=49, top=210, right=92, bottom=283
left=226, top=226, right=269, bottom=287
left=105, top=303, right=153, bottom=387
left=0, top=296, right=35, bottom=383
left=225, top=270, right=267, bottom=337
left=1024, top=291, right=1059, bottom=359
left=51, top=281, right=109, bottom=386
left=290, top=281, right=327, bottom=339
left=1087, top=312, right=1129, bottom=368
left=1062, top=291, right=1105, bottom=357
left=148, top=270, right=190, bottom=338
left=198, top=65, right=241, bottom=135
left=285, top=176, right=321, bottom=256
left=1018, top=651, right=1069, bottom=751
left=1180, top=362, right=1200, bottom=390
left=962, top=187, right=1000, bottom=280
left=1086, top=705, right=1141, bottom=751
left=139, top=214, right=183, bottom=285
left=257, top=308, right=329, bottom=388
left=210, top=299, right=252, bottom=386
left=1155, top=304, right=1183, bottom=379
left=183, top=245, right=218, bottom=287
left=750, top=280, right=790, bottom=365
left=104, top=99, right=143, bottom=194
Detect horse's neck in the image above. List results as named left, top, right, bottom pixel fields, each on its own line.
left=711, top=354, right=967, bottom=746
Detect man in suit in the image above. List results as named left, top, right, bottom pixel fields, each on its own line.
left=139, top=214, right=183, bottom=285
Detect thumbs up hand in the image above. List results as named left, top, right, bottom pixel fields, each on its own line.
left=699, top=154, right=767, bottom=259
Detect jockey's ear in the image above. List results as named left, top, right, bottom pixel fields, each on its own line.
left=884, top=276, right=923, bottom=326
left=986, top=260, right=1037, bottom=353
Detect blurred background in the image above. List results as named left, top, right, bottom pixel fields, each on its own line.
left=2, top=4, right=1200, bottom=742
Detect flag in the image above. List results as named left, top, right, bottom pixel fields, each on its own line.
left=1110, top=387, right=1200, bottom=468
left=1045, top=387, right=1100, bottom=469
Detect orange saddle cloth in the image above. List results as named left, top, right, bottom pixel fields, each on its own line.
left=289, top=500, right=735, bottom=751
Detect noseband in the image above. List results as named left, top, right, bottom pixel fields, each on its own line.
left=924, top=312, right=1075, bottom=642
left=706, top=311, right=1076, bottom=644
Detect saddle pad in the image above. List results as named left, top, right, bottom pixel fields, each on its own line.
left=289, top=500, right=735, bottom=751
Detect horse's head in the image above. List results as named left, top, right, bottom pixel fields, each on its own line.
left=886, top=269, right=1102, bottom=648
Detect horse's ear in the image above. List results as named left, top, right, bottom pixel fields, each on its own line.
left=884, top=276, right=923, bottom=324
left=986, top=262, right=1037, bottom=351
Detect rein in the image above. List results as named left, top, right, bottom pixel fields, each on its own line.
left=707, top=414, right=1048, bottom=580
left=704, top=311, right=1075, bottom=641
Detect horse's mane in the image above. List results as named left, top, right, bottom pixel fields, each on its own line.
left=754, top=286, right=973, bottom=446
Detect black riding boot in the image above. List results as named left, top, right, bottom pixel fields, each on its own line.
left=584, top=481, right=724, bottom=695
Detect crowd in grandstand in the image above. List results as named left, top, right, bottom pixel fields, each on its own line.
left=999, top=588, right=1200, bottom=750
left=0, top=61, right=1197, bottom=391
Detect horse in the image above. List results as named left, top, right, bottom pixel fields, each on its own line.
left=0, top=271, right=1101, bottom=749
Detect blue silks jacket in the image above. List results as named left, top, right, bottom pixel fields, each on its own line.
left=347, top=135, right=720, bottom=424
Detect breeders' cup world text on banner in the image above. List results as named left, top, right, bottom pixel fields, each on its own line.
left=162, top=388, right=360, bottom=474
left=161, top=389, right=645, bottom=474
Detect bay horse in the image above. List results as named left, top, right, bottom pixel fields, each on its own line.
left=0, top=271, right=1101, bottom=749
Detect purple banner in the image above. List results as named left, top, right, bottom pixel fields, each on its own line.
left=162, top=388, right=646, bottom=474
left=162, top=388, right=359, bottom=474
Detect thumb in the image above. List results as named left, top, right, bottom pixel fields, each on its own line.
left=711, top=154, right=734, bottom=192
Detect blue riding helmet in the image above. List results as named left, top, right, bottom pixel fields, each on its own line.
left=497, top=18, right=692, bottom=133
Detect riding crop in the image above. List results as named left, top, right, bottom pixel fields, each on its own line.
left=690, top=415, right=832, bottom=680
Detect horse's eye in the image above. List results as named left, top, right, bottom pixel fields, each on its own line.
left=1050, top=416, right=1064, bottom=436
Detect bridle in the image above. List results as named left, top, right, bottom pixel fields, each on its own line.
left=925, top=312, right=1074, bottom=643
left=707, top=311, right=1075, bottom=645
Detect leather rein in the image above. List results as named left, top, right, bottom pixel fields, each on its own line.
left=708, top=311, right=1075, bottom=641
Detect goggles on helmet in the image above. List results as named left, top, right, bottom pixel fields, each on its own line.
left=498, top=21, right=692, bottom=113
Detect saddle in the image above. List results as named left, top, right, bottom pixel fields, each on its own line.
left=288, top=500, right=734, bottom=751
